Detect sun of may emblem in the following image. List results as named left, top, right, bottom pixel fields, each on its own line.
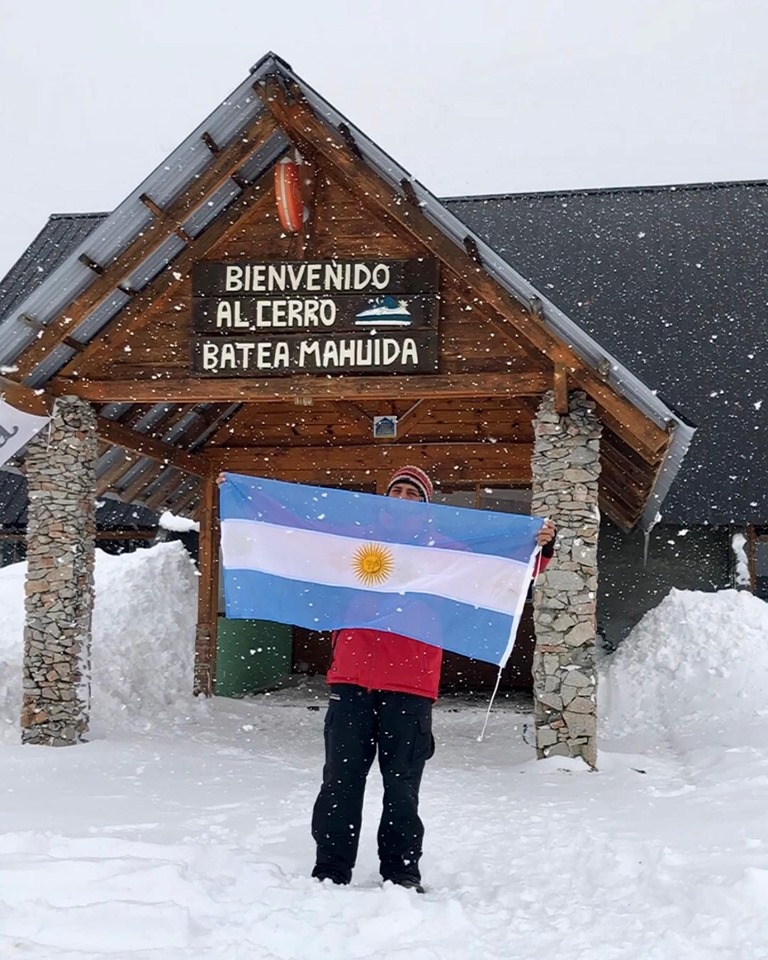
left=352, top=542, right=394, bottom=586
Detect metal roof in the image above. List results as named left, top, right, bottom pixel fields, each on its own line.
left=447, top=183, right=768, bottom=525
left=0, top=470, right=159, bottom=530
left=0, top=213, right=108, bottom=321
left=0, top=52, right=695, bottom=530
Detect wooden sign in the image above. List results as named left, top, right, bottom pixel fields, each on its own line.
left=192, top=293, right=438, bottom=334
left=192, top=332, right=439, bottom=376
left=192, top=259, right=439, bottom=298
left=190, top=258, right=440, bottom=377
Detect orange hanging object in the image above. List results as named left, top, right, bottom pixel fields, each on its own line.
left=275, top=159, right=304, bottom=233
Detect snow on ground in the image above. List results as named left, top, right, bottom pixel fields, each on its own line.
left=2, top=546, right=768, bottom=958
left=599, top=587, right=768, bottom=750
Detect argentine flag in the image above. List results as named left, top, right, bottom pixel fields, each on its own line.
left=219, top=474, right=544, bottom=667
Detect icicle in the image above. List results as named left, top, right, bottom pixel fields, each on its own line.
left=642, top=511, right=662, bottom=568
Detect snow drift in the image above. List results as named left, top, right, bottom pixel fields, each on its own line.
left=599, top=587, right=768, bottom=748
left=0, top=541, right=199, bottom=742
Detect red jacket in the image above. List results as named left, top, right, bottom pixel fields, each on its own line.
left=327, top=550, right=553, bottom=701
left=328, top=628, right=443, bottom=700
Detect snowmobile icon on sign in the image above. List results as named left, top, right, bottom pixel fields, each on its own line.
left=354, top=295, right=413, bottom=327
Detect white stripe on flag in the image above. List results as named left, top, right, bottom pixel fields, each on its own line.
left=220, top=518, right=534, bottom=616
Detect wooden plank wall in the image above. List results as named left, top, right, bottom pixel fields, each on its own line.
left=84, top=165, right=534, bottom=384
left=69, top=157, right=662, bottom=529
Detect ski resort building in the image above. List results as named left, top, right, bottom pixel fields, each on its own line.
left=0, top=52, right=761, bottom=760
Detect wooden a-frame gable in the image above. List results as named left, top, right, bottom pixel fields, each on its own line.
left=0, top=54, right=692, bottom=532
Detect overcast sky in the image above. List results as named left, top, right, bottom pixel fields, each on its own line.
left=1, top=0, right=766, bottom=277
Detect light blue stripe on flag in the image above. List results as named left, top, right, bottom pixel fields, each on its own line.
left=219, top=474, right=543, bottom=667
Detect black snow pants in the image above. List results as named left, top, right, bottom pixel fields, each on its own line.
left=311, top=683, right=435, bottom=885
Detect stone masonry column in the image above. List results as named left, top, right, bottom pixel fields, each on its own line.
left=21, top=397, right=97, bottom=746
left=531, top=390, right=601, bottom=767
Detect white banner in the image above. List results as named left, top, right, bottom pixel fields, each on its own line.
left=0, top=398, right=50, bottom=468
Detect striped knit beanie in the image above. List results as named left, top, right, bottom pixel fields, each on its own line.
left=385, top=465, right=434, bottom=502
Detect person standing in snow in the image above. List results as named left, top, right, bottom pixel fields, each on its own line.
left=311, top=465, right=556, bottom=891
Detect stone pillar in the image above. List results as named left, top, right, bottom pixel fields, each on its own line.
left=21, top=397, right=97, bottom=746
left=531, top=390, right=601, bottom=768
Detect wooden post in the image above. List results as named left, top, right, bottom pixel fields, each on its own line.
left=194, top=477, right=220, bottom=696
left=553, top=363, right=569, bottom=415
left=746, top=524, right=757, bottom=592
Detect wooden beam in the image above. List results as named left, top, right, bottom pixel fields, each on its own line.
left=394, top=400, right=432, bottom=440
left=747, top=524, right=757, bottom=592
left=601, top=432, right=665, bottom=486
left=598, top=474, right=645, bottom=530
left=0, top=375, right=51, bottom=416
left=64, top=371, right=549, bottom=404
left=108, top=404, right=238, bottom=499
left=201, top=131, right=221, bottom=155
left=332, top=401, right=371, bottom=433
left=102, top=405, right=234, bottom=502
left=262, top=77, right=670, bottom=458
left=337, top=122, right=361, bottom=157
left=553, top=363, right=569, bottom=415
left=600, top=408, right=668, bottom=465
left=104, top=402, right=158, bottom=430
left=209, top=442, right=532, bottom=483
left=194, top=477, right=219, bottom=696
left=95, top=417, right=213, bottom=478
left=597, top=495, right=636, bottom=533
left=116, top=461, right=163, bottom=505
left=400, top=178, right=420, bottom=207
left=95, top=449, right=136, bottom=497
left=52, top=164, right=278, bottom=383
left=13, top=111, right=277, bottom=382
left=463, top=235, right=482, bottom=265
left=19, top=314, right=47, bottom=333
left=139, top=193, right=193, bottom=243
left=95, top=405, right=189, bottom=496
left=78, top=253, right=104, bottom=275
left=165, top=478, right=202, bottom=517
left=144, top=468, right=186, bottom=511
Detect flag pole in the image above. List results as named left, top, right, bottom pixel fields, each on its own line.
left=478, top=537, right=545, bottom=742
left=477, top=666, right=504, bottom=742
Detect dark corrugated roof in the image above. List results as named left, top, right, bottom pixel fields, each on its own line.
left=445, top=182, right=768, bottom=525
left=0, top=471, right=158, bottom=530
left=0, top=213, right=108, bottom=321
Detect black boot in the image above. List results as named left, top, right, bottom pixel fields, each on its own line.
left=386, top=876, right=425, bottom=894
